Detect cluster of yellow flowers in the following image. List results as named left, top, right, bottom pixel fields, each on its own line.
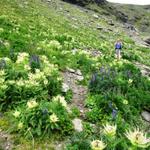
left=91, top=124, right=116, bottom=150
left=18, top=122, right=23, bottom=129
left=0, top=57, right=11, bottom=64
left=91, top=124, right=150, bottom=150
left=128, top=79, right=133, bottom=84
left=0, top=70, right=5, bottom=76
left=53, top=95, right=67, bottom=108
left=0, top=27, right=4, bottom=33
left=49, top=113, right=59, bottom=123
left=91, top=140, right=106, bottom=150
left=123, top=99, right=128, bottom=105
left=15, top=78, right=40, bottom=88
left=16, top=52, right=29, bottom=64
left=103, top=123, right=117, bottom=137
left=27, top=99, right=38, bottom=109
left=13, top=110, right=21, bottom=118
left=0, top=70, right=7, bottom=91
left=38, top=40, right=62, bottom=52
left=24, top=64, right=31, bottom=71
left=12, top=54, right=59, bottom=90
left=40, top=55, right=58, bottom=76
left=49, top=40, right=62, bottom=50
left=125, top=128, right=150, bottom=148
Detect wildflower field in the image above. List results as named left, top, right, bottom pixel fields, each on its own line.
left=0, top=0, right=150, bottom=149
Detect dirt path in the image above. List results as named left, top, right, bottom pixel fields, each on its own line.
left=62, top=69, right=88, bottom=118
left=0, top=130, right=13, bottom=150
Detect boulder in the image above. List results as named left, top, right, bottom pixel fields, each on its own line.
left=67, top=67, right=76, bottom=73
left=72, top=118, right=83, bottom=132
left=93, top=14, right=99, bottom=19
left=76, top=69, right=82, bottom=76
left=96, top=26, right=103, bottom=30
left=141, top=111, right=150, bottom=122
left=76, top=75, right=84, bottom=81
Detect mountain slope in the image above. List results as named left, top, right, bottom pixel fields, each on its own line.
left=0, top=0, right=150, bottom=149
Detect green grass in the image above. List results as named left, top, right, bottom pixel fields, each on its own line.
left=0, top=0, right=150, bottom=149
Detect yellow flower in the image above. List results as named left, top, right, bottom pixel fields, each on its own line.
left=35, top=69, right=40, bottom=73
left=4, top=41, right=10, bottom=48
left=27, top=99, right=38, bottom=109
left=7, top=80, right=15, bottom=85
left=18, top=122, right=23, bottom=129
left=3, top=57, right=11, bottom=63
left=91, top=140, right=106, bottom=150
left=50, top=113, right=59, bottom=123
left=125, top=128, right=150, bottom=148
left=49, top=40, right=62, bottom=49
left=123, top=99, right=128, bottom=105
left=0, top=70, right=5, bottom=76
left=16, top=52, right=29, bottom=63
left=0, top=28, right=4, bottom=33
left=24, top=65, right=31, bottom=71
left=13, top=110, right=20, bottom=118
left=103, top=123, right=117, bottom=137
left=1, top=84, right=7, bottom=90
left=53, top=95, right=67, bottom=107
left=41, top=55, right=48, bottom=61
left=44, top=79, right=48, bottom=85
left=128, top=79, right=133, bottom=84
left=16, top=79, right=25, bottom=87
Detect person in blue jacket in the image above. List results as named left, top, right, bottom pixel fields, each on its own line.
left=115, top=39, right=122, bottom=60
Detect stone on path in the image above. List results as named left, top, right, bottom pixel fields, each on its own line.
left=141, top=111, right=150, bottom=122
left=67, top=67, right=76, bottom=73
left=93, top=14, right=99, bottom=19
left=72, top=118, right=83, bottom=132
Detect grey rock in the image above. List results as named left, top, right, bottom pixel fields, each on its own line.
left=72, top=118, right=83, bottom=132
left=67, top=68, right=76, bottom=73
left=108, top=28, right=113, bottom=32
left=72, top=17, right=77, bottom=21
left=97, top=26, right=103, bottom=30
left=76, top=75, right=84, bottom=81
left=76, top=69, right=82, bottom=76
left=93, top=14, right=99, bottom=19
left=124, top=23, right=137, bottom=31
left=108, top=20, right=114, bottom=26
left=134, top=62, right=150, bottom=77
left=72, top=48, right=78, bottom=54
left=141, top=111, right=150, bottom=122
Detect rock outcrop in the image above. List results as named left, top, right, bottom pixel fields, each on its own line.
left=62, top=0, right=106, bottom=6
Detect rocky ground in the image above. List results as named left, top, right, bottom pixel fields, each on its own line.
left=0, top=130, right=13, bottom=150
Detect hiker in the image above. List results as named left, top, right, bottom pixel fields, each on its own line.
left=115, top=39, right=122, bottom=60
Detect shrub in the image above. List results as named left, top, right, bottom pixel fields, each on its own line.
left=11, top=100, right=73, bottom=138
left=0, top=53, right=62, bottom=111
left=88, top=61, right=150, bottom=123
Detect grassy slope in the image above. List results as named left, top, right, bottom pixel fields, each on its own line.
left=0, top=0, right=150, bottom=149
